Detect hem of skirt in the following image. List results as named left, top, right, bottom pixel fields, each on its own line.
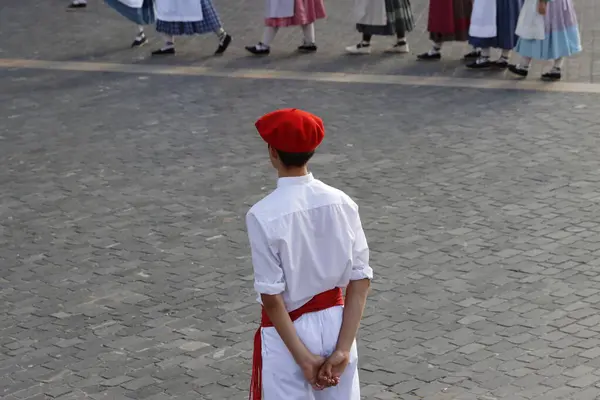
left=265, top=15, right=325, bottom=27
left=430, top=32, right=468, bottom=42
left=468, top=36, right=517, bottom=50
left=357, top=24, right=396, bottom=36
left=515, top=26, right=582, bottom=60
left=156, top=29, right=215, bottom=35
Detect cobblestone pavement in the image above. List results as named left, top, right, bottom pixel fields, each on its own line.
left=0, top=0, right=599, bottom=82
left=4, top=1, right=600, bottom=400
left=3, top=65, right=600, bottom=400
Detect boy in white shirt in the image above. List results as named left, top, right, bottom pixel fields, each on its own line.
left=246, top=108, right=373, bottom=400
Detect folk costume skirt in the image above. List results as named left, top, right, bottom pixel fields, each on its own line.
left=469, top=0, right=523, bottom=49
left=104, top=0, right=155, bottom=25
left=357, top=0, right=414, bottom=36
left=156, top=0, right=222, bottom=35
left=515, top=0, right=581, bottom=60
left=427, top=0, right=473, bottom=42
left=265, top=0, right=326, bottom=27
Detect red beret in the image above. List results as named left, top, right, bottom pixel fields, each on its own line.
left=255, top=108, right=324, bottom=153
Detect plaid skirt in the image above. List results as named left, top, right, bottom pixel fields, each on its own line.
left=357, top=0, right=414, bottom=36
left=156, top=0, right=222, bottom=35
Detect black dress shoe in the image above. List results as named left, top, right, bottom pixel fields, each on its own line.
left=152, top=47, right=175, bottom=55
left=466, top=58, right=491, bottom=69
left=298, top=43, right=317, bottom=53
left=508, top=64, right=529, bottom=77
left=492, top=58, right=509, bottom=69
left=215, top=34, right=232, bottom=55
left=417, top=51, right=441, bottom=60
left=463, top=50, right=481, bottom=60
left=246, top=44, right=270, bottom=55
left=131, top=36, right=148, bottom=48
left=67, top=2, right=87, bottom=9
left=541, top=69, right=561, bottom=81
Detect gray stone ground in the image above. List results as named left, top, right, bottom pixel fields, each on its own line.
left=3, top=1, right=600, bottom=400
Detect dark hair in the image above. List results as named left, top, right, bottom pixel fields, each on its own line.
left=276, top=149, right=315, bottom=167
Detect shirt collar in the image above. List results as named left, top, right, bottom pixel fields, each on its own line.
left=277, top=173, right=315, bottom=188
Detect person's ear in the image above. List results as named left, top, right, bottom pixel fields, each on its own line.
left=268, top=145, right=279, bottom=160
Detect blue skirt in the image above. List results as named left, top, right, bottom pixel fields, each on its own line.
left=156, top=0, right=222, bottom=35
left=515, top=0, right=581, bottom=60
left=469, top=0, right=523, bottom=50
left=104, top=0, right=155, bottom=25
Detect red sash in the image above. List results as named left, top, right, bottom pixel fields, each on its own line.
left=249, top=288, right=344, bottom=400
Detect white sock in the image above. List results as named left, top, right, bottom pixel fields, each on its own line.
left=137, top=26, right=145, bottom=38
left=163, top=34, right=174, bottom=47
left=521, top=56, right=532, bottom=69
left=214, top=27, right=226, bottom=39
left=429, top=42, right=442, bottom=54
left=481, top=48, right=491, bottom=58
left=501, top=49, right=510, bottom=59
left=261, top=27, right=278, bottom=47
left=553, top=57, right=564, bottom=69
left=301, top=23, right=315, bottom=44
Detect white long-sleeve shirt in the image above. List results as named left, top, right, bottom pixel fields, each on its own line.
left=246, top=173, right=373, bottom=312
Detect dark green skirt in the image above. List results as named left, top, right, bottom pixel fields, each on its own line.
left=357, top=0, right=414, bottom=36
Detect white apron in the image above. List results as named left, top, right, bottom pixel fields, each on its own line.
left=515, top=0, right=545, bottom=40
left=261, top=307, right=360, bottom=400
left=117, top=0, right=143, bottom=7
left=265, top=0, right=294, bottom=18
left=469, top=0, right=497, bottom=38
left=354, top=0, right=387, bottom=26
left=155, top=0, right=204, bottom=22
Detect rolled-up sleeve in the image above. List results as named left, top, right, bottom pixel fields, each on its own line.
left=350, top=207, right=373, bottom=281
left=246, top=212, right=286, bottom=295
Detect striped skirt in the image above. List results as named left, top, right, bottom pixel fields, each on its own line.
left=428, top=0, right=473, bottom=42
left=357, top=0, right=414, bottom=36
left=469, top=0, right=523, bottom=50
left=515, top=0, right=581, bottom=60
left=156, top=0, right=222, bottom=35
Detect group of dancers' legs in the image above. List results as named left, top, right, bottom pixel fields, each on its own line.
left=67, top=0, right=582, bottom=81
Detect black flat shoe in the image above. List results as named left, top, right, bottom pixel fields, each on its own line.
left=508, top=64, right=529, bottom=77
left=152, top=47, right=175, bottom=55
left=215, top=34, right=232, bottom=55
left=298, top=43, right=317, bottom=53
left=246, top=44, right=270, bottom=55
left=417, top=51, right=441, bottom=61
left=541, top=70, right=561, bottom=81
left=131, top=36, right=148, bottom=48
left=463, top=50, right=481, bottom=60
left=67, top=3, right=87, bottom=9
left=466, top=59, right=491, bottom=69
left=492, top=58, right=509, bottom=69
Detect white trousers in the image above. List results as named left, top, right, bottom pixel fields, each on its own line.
left=261, top=306, right=360, bottom=400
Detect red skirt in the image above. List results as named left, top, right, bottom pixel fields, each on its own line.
left=427, top=0, right=473, bottom=42
left=265, top=0, right=326, bottom=27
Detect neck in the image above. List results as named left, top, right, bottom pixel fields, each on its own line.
left=278, top=166, right=309, bottom=178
